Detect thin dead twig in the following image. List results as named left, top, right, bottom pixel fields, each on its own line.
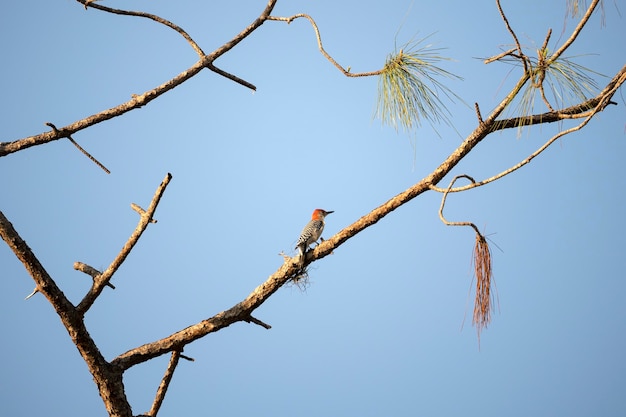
left=267, top=14, right=384, bottom=77
left=74, top=262, right=116, bottom=289
left=79, top=0, right=205, bottom=57
left=437, top=175, right=495, bottom=341
left=548, top=0, right=601, bottom=65
left=496, top=0, right=529, bottom=74
left=46, top=122, right=110, bottom=174
left=484, top=47, right=518, bottom=64
left=1, top=1, right=278, bottom=157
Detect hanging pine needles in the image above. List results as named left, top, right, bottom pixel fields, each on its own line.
left=472, top=232, right=494, bottom=339
left=437, top=175, right=496, bottom=343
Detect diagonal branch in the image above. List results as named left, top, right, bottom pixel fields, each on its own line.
left=147, top=350, right=182, bottom=417
left=0, top=210, right=133, bottom=417
left=548, top=0, right=600, bottom=65
left=0, top=0, right=278, bottom=158
left=77, top=0, right=205, bottom=57
left=108, top=62, right=623, bottom=372
left=46, top=122, right=111, bottom=174
left=77, top=173, right=173, bottom=315
left=496, top=0, right=529, bottom=74
left=0, top=212, right=75, bottom=312
left=111, top=257, right=302, bottom=371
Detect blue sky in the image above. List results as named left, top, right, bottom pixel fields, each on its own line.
left=1, top=1, right=625, bottom=416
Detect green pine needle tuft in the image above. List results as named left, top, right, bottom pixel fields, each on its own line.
left=375, top=38, right=462, bottom=132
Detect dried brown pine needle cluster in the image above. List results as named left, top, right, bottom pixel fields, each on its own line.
left=472, top=233, right=494, bottom=338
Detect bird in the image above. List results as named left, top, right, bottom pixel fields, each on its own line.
left=295, top=209, right=333, bottom=260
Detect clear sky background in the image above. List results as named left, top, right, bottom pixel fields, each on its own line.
left=1, top=1, right=625, bottom=416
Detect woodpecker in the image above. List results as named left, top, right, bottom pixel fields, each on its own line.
left=295, top=209, right=334, bottom=260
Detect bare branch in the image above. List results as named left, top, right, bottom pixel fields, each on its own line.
left=131, top=203, right=158, bottom=223
left=474, top=103, right=484, bottom=124
left=267, top=14, right=384, bottom=77
left=111, top=256, right=304, bottom=371
left=496, top=0, right=529, bottom=74
left=77, top=173, right=173, bottom=315
left=484, top=47, right=518, bottom=64
left=45, top=123, right=110, bottom=174
left=74, top=262, right=116, bottom=289
left=0, top=1, right=278, bottom=158
left=207, top=63, right=257, bottom=91
left=245, top=315, right=272, bottom=329
left=548, top=0, right=601, bottom=65
left=147, top=351, right=182, bottom=417
left=0, top=211, right=132, bottom=416
left=437, top=175, right=481, bottom=235
left=77, top=0, right=205, bottom=57
left=0, top=211, right=74, bottom=308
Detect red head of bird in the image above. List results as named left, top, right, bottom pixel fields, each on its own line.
left=311, top=208, right=334, bottom=220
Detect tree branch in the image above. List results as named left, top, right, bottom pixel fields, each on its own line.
left=437, top=175, right=482, bottom=235
left=74, top=262, right=116, bottom=289
left=429, top=64, right=626, bottom=194
left=0, top=210, right=133, bottom=417
left=548, top=0, right=600, bottom=65
left=77, top=173, right=173, bottom=315
left=147, top=350, right=182, bottom=417
left=0, top=212, right=74, bottom=312
left=108, top=59, right=626, bottom=373
left=77, top=0, right=205, bottom=57
left=46, top=122, right=110, bottom=174
left=0, top=0, right=278, bottom=158
left=112, top=257, right=304, bottom=370
left=496, top=0, right=529, bottom=74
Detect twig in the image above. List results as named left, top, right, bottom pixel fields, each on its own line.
left=24, top=288, right=38, bottom=300
left=474, top=103, right=483, bottom=124
left=148, top=350, right=182, bottom=417
left=484, top=47, right=518, bottom=64
left=207, top=63, right=256, bottom=91
left=496, top=0, right=529, bottom=74
left=131, top=203, right=158, bottom=223
left=267, top=14, right=384, bottom=77
left=548, top=0, right=600, bottom=65
left=437, top=175, right=481, bottom=235
left=74, top=262, right=116, bottom=289
left=245, top=315, right=272, bottom=329
left=76, top=173, right=173, bottom=315
left=1, top=1, right=279, bottom=158
left=78, top=0, right=205, bottom=57
left=46, top=123, right=110, bottom=174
